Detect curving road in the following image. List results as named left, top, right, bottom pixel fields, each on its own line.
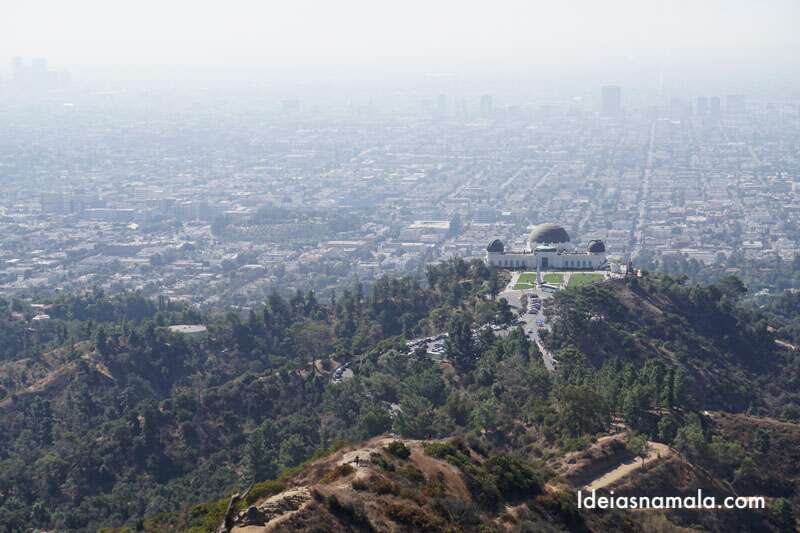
left=499, top=277, right=557, bottom=371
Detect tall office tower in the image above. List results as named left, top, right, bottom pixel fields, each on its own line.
left=600, top=85, right=622, bottom=117
left=710, top=96, right=721, bottom=116
left=31, top=58, right=47, bottom=84
left=11, top=57, right=25, bottom=83
left=40, top=192, right=65, bottom=215
left=696, top=96, right=708, bottom=115
left=726, top=94, right=746, bottom=114
left=31, top=58, right=47, bottom=74
left=456, top=98, right=468, bottom=120
left=480, top=94, right=493, bottom=118
left=669, top=97, right=690, bottom=119
left=436, top=94, right=447, bottom=118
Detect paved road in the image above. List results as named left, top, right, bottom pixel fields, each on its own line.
left=631, top=120, right=656, bottom=260
left=499, top=278, right=557, bottom=371
left=402, top=272, right=561, bottom=372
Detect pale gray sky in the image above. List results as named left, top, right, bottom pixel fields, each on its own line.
left=2, top=0, right=797, bottom=79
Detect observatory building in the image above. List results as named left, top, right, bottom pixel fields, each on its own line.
left=485, top=223, right=607, bottom=270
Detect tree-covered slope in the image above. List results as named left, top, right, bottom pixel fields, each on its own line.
left=545, top=273, right=798, bottom=417
left=2, top=267, right=800, bottom=532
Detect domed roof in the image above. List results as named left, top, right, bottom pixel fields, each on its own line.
left=486, top=239, right=504, bottom=253
left=587, top=239, right=606, bottom=253
left=529, top=223, right=570, bottom=244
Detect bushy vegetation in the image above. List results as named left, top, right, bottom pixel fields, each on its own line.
left=319, top=463, right=355, bottom=484
left=2, top=262, right=800, bottom=532
left=0, top=258, right=507, bottom=531
left=546, top=273, right=799, bottom=423
left=423, top=440, right=542, bottom=510
left=384, top=440, right=411, bottom=459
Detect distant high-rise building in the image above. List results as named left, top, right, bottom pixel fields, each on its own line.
left=726, top=94, right=746, bottom=115
left=31, top=58, right=47, bottom=75
left=10, top=56, right=69, bottom=89
left=709, top=96, right=722, bottom=116
left=696, top=96, right=708, bottom=115
left=40, top=192, right=64, bottom=215
left=600, top=85, right=621, bottom=117
left=31, top=58, right=48, bottom=86
left=473, top=207, right=498, bottom=224
left=669, top=97, right=690, bottom=120
left=11, top=57, right=25, bottom=83
left=480, top=94, right=493, bottom=118
left=436, top=94, right=447, bottom=118
left=456, top=98, right=468, bottom=120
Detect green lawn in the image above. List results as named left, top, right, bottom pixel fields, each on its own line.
left=568, top=272, right=605, bottom=288
left=513, top=272, right=564, bottom=290
left=512, top=272, right=537, bottom=290
left=543, top=273, right=564, bottom=285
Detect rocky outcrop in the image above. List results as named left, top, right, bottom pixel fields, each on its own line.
left=232, top=487, right=312, bottom=530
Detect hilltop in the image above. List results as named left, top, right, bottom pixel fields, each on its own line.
left=137, top=409, right=800, bottom=533
left=139, top=436, right=642, bottom=533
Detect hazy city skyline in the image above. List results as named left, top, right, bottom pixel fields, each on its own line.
left=2, top=0, right=798, bottom=91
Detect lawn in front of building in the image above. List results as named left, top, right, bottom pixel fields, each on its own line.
left=543, top=273, right=564, bottom=285
left=516, top=273, right=538, bottom=285
left=512, top=271, right=565, bottom=290
left=567, top=272, right=605, bottom=288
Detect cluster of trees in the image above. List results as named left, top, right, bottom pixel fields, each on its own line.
left=545, top=273, right=788, bottom=413
left=0, top=258, right=503, bottom=531
left=2, top=262, right=800, bottom=532
left=760, top=290, right=800, bottom=346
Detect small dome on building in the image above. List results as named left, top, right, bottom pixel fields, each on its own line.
left=587, top=239, right=606, bottom=253
left=529, top=223, right=570, bottom=245
left=486, top=239, right=504, bottom=253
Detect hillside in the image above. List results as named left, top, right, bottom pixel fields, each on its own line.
left=136, top=410, right=800, bottom=533
left=138, top=436, right=643, bottom=533
left=597, top=412, right=800, bottom=532
left=545, top=273, right=798, bottom=416
left=2, top=267, right=800, bottom=532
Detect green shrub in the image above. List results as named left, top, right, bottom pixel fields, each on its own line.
left=422, top=441, right=469, bottom=466
left=370, top=452, right=395, bottom=471
left=368, top=475, right=398, bottom=495
left=397, top=465, right=425, bottom=484
left=385, top=440, right=411, bottom=459
left=182, top=499, right=229, bottom=533
left=351, top=478, right=369, bottom=491
left=385, top=502, right=442, bottom=530
left=423, top=440, right=501, bottom=510
left=324, top=494, right=371, bottom=528
left=423, top=475, right=447, bottom=498
left=536, top=491, right=585, bottom=531
left=243, top=479, right=285, bottom=506
left=320, top=463, right=355, bottom=484
left=484, top=454, right=542, bottom=500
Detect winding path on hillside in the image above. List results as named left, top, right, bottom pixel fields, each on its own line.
left=583, top=442, right=672, bottom=492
